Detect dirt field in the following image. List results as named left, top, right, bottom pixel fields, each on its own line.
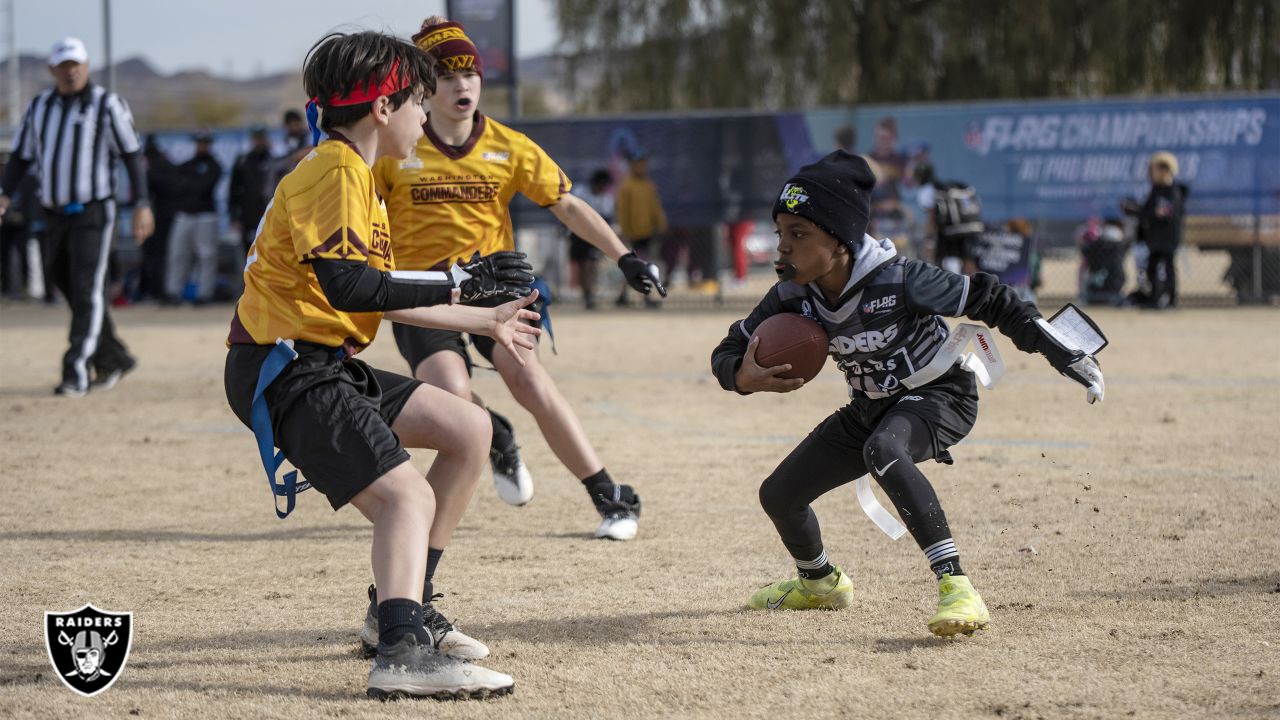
left=1, top=299, right=1277, bottom=719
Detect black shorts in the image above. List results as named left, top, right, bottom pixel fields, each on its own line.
left=224, top=343, right=422, bottom=510
left=814, top=364, right=979, bottom=462
left=392, top=295, right=545, bottom=374
left=568, top=234, right=600, bottom=262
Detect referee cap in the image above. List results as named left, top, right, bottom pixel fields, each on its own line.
left=49, top=37, right=89, bottom=67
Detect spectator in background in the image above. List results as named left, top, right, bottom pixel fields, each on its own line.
left=163, top=131, right=222, bottom=306
left=1078, top=216, right=1128, bottom=306
left=615, top=152, right=667, bottom=308
left=272, top=108, right=312, bottom=187
left=568, top=168, right=613, bottom=310
left=867, top=117, right=907, bottom=219
left=966, top=217, right=1040, bottom=305
left=0, top=164, right=41, bottom=299
left=833, top=124, right=857, bottom=154
left=1123, top=151, right=1188, bottom=309
left=139, top=135, right=177, bottom=301
left=228, top=126, right=273, bottom=254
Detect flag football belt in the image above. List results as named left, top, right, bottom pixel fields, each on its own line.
left=250, top=339, right=316, bottom=519
left=855, top=304, right=1108, bottom=539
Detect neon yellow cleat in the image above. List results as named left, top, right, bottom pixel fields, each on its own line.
left=747, top=567, right=853, bottom=610
left=928, top=573, right=990, bottom=637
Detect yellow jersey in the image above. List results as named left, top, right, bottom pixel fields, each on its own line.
left=228, top=136, right=394, bottom=353
left=373, top=113, right=570, bottom=270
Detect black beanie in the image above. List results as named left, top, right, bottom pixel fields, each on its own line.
left=772, top=150, right=875, bottom=248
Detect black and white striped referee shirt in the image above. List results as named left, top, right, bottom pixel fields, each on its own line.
left=6, top=83, right=143, bottom=210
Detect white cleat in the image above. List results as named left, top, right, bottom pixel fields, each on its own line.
left=492, top=460, right=534, bottom=506
left=594, top=514, right=639, bottom=541
left=367, top=635, right=513, bottom=701
left=592, top=484, right=641, bottom=541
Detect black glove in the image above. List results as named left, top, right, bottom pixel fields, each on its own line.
left=454, top=251, right=534, bottom=304
left=617, top=252, right=667, bottom=297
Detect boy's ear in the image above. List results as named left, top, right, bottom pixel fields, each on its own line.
left=372, top=96, right=392, bottom=125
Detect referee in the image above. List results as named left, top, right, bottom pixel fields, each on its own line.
left=0, top=37, right=154, bottom=397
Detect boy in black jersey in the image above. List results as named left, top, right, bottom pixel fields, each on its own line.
left=711, top=151, right=1104, bottom=637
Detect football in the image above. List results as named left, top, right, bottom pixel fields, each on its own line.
left=751, top=313, right=828, bottom=382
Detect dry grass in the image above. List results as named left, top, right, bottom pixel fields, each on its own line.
left=1, top=300, right=1277, bottom=720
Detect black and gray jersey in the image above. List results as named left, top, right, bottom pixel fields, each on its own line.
left=9, top=84, right=142, bottom=209
left=712, top=236, right=1062, bottom=400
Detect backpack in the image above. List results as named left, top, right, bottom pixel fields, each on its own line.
left=933, top=182, right=984, bottom=238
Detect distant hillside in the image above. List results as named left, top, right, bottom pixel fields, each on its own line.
left=0, top=51, right=590, bottom=132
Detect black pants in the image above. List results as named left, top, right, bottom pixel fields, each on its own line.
left=758, top=369, right=977, bottom=564
left=1147, top=249, right=1177, bottom=308
left=44, top=201, right=133, bottom=388
left=0, top=221, right=29, bottom=296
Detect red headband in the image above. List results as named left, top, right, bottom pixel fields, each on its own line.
left=315, top=58, right=410, bottom=107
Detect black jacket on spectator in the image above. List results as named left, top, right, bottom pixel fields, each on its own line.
left=229, top=147, right=273, bottom=229
left=175, top=152, right=222, bottom=215
left=1136, top=183, right=1188, bottom=253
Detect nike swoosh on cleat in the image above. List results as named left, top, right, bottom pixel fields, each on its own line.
left=873, top=458, right=899, bottom=478
left=766, top=589, right=793, bottom=609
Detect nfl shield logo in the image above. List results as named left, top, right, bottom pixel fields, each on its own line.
left=44, top=604, right=133, bottom=697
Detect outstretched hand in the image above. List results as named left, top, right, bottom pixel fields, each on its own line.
left=617, top=252, right=667, bottom=297
left=489, top=290, right=542, bottom=366
left=1062, top=353, right=1105, bottom=404
left=734, top=335, right=804, bottom=393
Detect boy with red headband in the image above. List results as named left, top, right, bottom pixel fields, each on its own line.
left=374, top=18, right=662, bottom=536
left=224, top=31, right=538, bottom=700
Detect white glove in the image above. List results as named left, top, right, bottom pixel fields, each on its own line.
left=1064, top=355, right=1105, bottom=404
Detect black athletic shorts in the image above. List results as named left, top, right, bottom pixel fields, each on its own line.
left=815, top=364, right=979, bottom=463
left=224, top=342, right=422, bottom=510
left=392, top=294, right=545, bottom=374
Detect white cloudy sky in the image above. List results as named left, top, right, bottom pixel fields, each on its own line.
left=7, top=0, right=561, bottom=77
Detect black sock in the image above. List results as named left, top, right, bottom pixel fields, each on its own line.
left=581, top=468, right=614, bottom=501
left=377, top=598, right=430, bottom=650
left=796, top=549, right=834, bottom=580
left=924, top=538, right=964, bottom=578
left=423, top=547, right=444, bottom=602
left=489, top=409, right=515, bottom=452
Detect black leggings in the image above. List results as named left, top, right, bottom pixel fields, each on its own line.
left=758, top=411, right=953, bottom=562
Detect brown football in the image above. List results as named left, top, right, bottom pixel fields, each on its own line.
left=752, top=313, right=829, bottom=382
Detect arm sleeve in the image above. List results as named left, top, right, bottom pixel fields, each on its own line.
left=312, top=259, right=455, bottom=312
left=122, top=151, right=149, bottom=205
left=515, top=137, right=570, bottom=208
left=710, top=285, right=788, bottom=394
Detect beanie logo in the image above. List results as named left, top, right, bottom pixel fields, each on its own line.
left=440, top=55, right=477, bottom=72
left=779, top=183, right=808, bottom=210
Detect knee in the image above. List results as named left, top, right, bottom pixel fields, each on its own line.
left=758, top=473, right=792, bottom=518
left=863, top=431, right=905, bottom=473
left=382, top=475, right=437, bottom=520
left=455, top=402, right=491, bottom=459
left=505, top=364, right=551, bottom=409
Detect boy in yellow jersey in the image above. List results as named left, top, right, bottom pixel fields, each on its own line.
left=223, top=31, right=541, bottom=700
left=373, top=17, right=664, bottom=544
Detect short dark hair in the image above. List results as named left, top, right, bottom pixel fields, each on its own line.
left=302, top=31, right=436, bottom=132
left=834, top=125, right=856, bottom=152
left=282, top=109, right=303, bottom=124
left=589, top=169, right=611, bottom=188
